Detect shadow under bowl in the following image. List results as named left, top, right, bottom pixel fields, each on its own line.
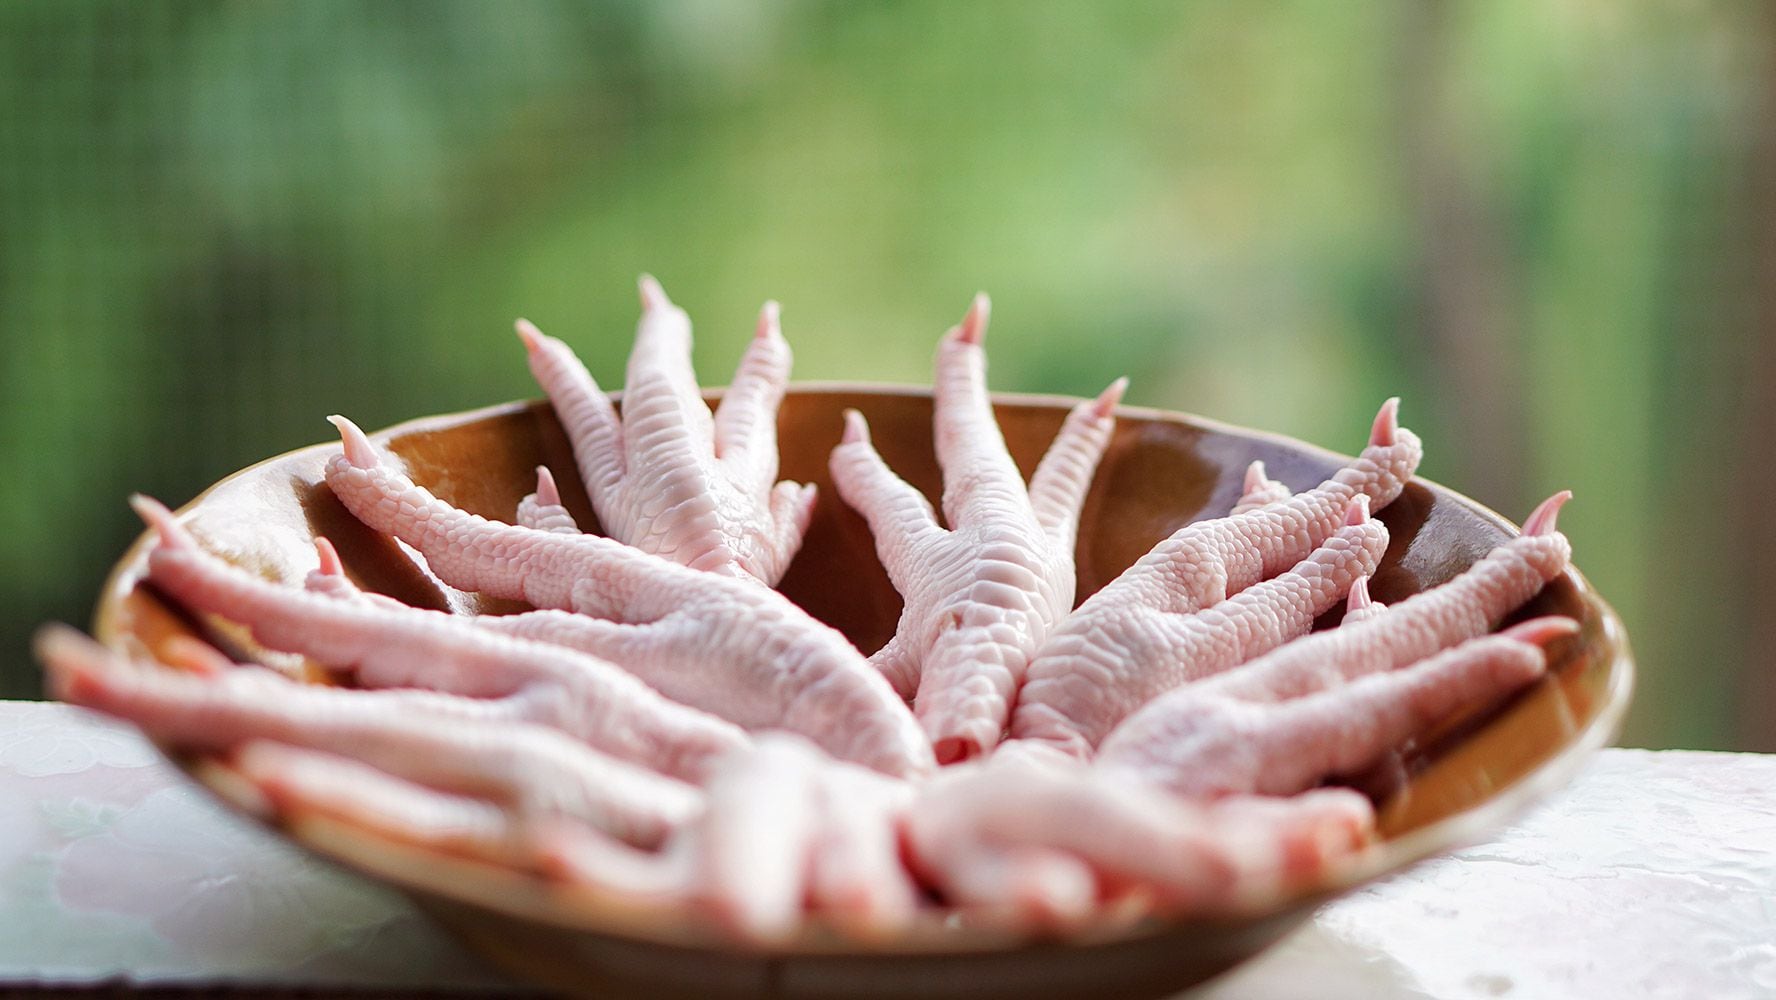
left=92, top=385, right=1632, bottom=1000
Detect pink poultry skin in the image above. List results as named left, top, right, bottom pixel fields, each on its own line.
left=133, top=495, right=746, bottom=784
left=1094, top=494, right=1574, bottom=798
left=41, top=625, right=702, bottom=851
left=830, top=294, right=1125, bottom=764
left=1008, top=400, right=1424, bottom=758
left=36, top=284, right=1581, bottom=945
left=516, top=277, right=815, bottom=585
left=321, top=416, right=934, bottom=781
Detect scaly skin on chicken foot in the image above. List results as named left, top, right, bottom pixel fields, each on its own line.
left=1339, top=573, right=1389, bottom=626
left=323, top=418, right=933, bottom=778
left=516, top=277, right=815, bottom=584
left=1010, top=496, right=1391, bottom=757
left=1095, top=494, right=1575, bottom=797
left=829, top=294, right=1126, bottom=763
left=1009, top=401, right=1423, bottom=758
left=546, top=734, right=919, bottom=944
left=37, top=627, right=701, bottom=849
left=46, top=627, right=924, bottom=941
left=515, top=466, right=582, bottom=536
left=903, top=749, right=1374, bottom=928
left=1056, top=399, right=1418, bottom=622
left=1230, top=460, right=1293, bottom=516
left=682, top=735, right=918, bottom=943
left=130, top=496, right=746, bottom=782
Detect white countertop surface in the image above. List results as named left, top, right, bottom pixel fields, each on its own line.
left=3, top=701, right=1772, bottom=999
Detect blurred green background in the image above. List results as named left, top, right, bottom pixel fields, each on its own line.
left=2, top=1, right=1771, bottom=750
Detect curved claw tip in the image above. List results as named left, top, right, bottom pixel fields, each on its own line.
left=129, top=494, right=190, bottom=549
left=638, top=273, right=668, bottom=311
left=313, top=537, right=344, bottom=576
left=840, top=408, right=870, bottom=445
left=1093, top=377, right=1129, bottom=418
left=955, top=293, right=991, bottom=345
left=757, top=300, right=781, bottom=339
left=327, top=415, right=378, bottom=469
left=1369, top=397, right=1401, bottom=448
left=535, top=465, right=561, bottom=507
left=1347, top=574, right=1372, bottom=610
left=514, top=318, right=546, bottom=353
left=1523, top=490, right=1573, bottom=536
left=1343, top=494, right=1371, bottom=526
left=1243, top=460, right=1269, bottom=495
left=1502, top=615, right=1581, bottom=647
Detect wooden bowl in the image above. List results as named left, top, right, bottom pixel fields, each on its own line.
left=91, top=385, right=1633, bottom=1000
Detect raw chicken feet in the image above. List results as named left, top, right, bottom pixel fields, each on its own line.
left=1096, top=493, right=1576, bottom=797
left=1011, top=400, right=1424, bottom=758
left=41, top=630, right=922, bottom=943
left=39, top=627, right=702, bottom=851
left=518, top=277, right=815, bottom=584
left=324, top=417, right=933, bottom=778
left=38, top=271, right=1594, bottom=949
left=830, top=294, right=1125, bottom=763
left=129, top=495, right=747, bottom=782
left=904, top=750, right=1374, bottom=928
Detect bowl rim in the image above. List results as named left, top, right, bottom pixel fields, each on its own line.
left=89, top=385, right=1635, bottom=958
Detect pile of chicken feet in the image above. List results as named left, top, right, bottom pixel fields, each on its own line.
left=37, top=277, right=1577, bottom=944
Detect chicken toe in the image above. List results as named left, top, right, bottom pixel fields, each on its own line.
left=516, top=279, right=814, bottom=585
left=829, top=295, right=1126, bottom=762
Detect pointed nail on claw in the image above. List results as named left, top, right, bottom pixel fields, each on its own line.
left=638, top=274, right=669, bottom=311
left=1243, top=460, right=1269, bottom=495
left=328, top=415, right=378, bottom=470
left=1369, top=397, right=1401, bottom=448
left=129, top=494, right=190, bottom=550
left=1343, top=494, right=1371, bottom=526
left=1523, top=490, right=1573, bottom=537
left=841, top=408, right=869, bottom=446
left=514, top=318, right=546, bottom=354
left=535, top=466, right=562, bottom=508
left=1093, top=377, right=1129, bottom=419
left=1501, top=615, right=1581, bottom=646
left=313, top=537, right=345, bottom=577
left=1347, top=574, right=1373, bottom=612
left=956, top=293, right=991, bottom=345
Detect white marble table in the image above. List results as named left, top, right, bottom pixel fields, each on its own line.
left=3, top=701, right=1772, bottom=999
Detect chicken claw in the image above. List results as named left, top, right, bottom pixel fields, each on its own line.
left=323, top=419, right=934, bottom=778
left=37, top=627, right=701, bottom=850
left=516, top=278, right=815, bottom=584
left=904, top=750, right=1373, bottom=928
left=546, top=735, right=919, bottom=945
left=42, top=628, right=920, bottom=942
left=1230, top=460, right=1292, bottom=516
left=515, top=466, right=582, bottom=536
left=1096, top=494, right=1576, bottom=797
left=129, top=496, right=746, bottom=782
left=1011, top=400, right=1423, bottom=758
left=830, top=293, right=1126, bottom=763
